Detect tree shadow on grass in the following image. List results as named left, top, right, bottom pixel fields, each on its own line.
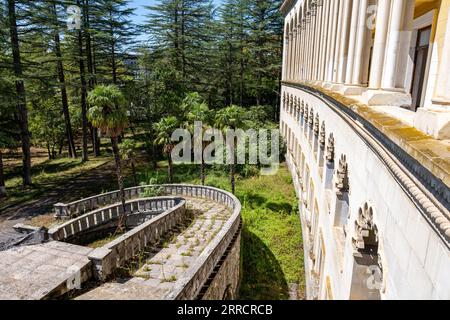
left=239, top=225, right=289, bottom=300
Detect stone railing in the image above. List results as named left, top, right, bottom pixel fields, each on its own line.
left=52, top=184, right=242, bottom=298
left=54, top=184, right=238, bottom=219
left=88, top=198, right=187, bottom=280
left=49, top=197, right=184, bottom=242
left=163, top=186, right=242, bottom=300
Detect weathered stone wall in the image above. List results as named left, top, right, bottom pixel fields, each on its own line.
left=88, top=201, right=187, bottom=280
left=281, top=84, right=450, bottom=300
left=200, top=228, right=241, bottom=300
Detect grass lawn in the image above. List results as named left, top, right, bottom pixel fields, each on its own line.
left=133, top=162, right=305, bottom=300
left=0, top=153, right=112, bottom=213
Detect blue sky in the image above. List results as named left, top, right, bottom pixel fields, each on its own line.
left=129, top=0, right=224, bottom=26
left=128, top=0, right=223, bottom=43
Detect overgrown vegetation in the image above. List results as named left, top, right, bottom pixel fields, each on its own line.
left=132, top=162, right=305, bottom=300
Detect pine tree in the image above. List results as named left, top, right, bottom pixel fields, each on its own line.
left=6, top=0, right=32, bottom=186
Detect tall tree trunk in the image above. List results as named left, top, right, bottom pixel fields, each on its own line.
left=109, top=10, right=117, bottom=85
left=77, top=1, right=89, bottom=162
left=131, top=161, right=137, bottom=186
left=111, top=136, right=127, bottom=231
left=151, top=143, right=157, bottom=170
left=201, top=154, right=205, bottom=186
left=167, top=150, right=173, bottom=183
left=8, top=0, right=32, bottom=186
left=52, top=1, right=77, bottom=159
left=230, top=163, right=235, bottom=194
left=0, top=149, right=6, bottom=197
left=91, top=33, right=101, bottom=155
left=83, top=0, right=100, bottom=157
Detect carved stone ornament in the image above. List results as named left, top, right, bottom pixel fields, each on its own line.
left=335, top=154, right=349, bottom=195
left=319, top=121, right=326, bottom=148
left=326, top=133, right=335, bottom=162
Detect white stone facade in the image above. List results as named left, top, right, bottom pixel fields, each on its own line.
left=280, top=84, right=450, bottom=300
left=281, top=0, right=450, bottom=139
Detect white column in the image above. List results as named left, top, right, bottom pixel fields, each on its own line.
left=368, top=0, right=391, bottom=89
left=292, top=28, right=297, bottom=81
left=319, top=0, right=331, bottom=82
left=352, top=0, right=369, bottom=85
left=345, top=0, right=360, bottom=84
left=283, top=31, right=289, bottom=80
left=332, top=0, right=344, bottom=83
left=306, top=13, right=313, bottom=80
left=326, top=0, right=339, bottom=82
left=434, top=8, right=450, bottom=103
left=288, top=31, right=293, bottom=80
left=381, top=0, right=407, bottom=89
left=308, top=13, right=315, bottom=80
left=296, top=21, right=302, bottom=81
left=313, top=3, right=323, bottom=81
left=337, top=0, right=352, bottom=84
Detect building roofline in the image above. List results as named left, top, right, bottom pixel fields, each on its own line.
left=280, top=0, right=298, bottom=16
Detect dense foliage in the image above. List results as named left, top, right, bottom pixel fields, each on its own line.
left=0, top=0, right=283, bottom=193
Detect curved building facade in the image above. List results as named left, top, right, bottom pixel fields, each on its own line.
left=280, top=0, right=450, bottom=300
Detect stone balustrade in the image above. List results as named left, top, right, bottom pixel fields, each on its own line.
left=51, top=184, right=242, bottom=298
left=49, top=197, right=183, bottom=242
left=88, top=199, right=187, bottom=280
left=54, top=184, right=237, bottom=219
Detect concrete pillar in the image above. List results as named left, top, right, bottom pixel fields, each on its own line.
left=288, top=31, right=293, bottom=81
left=319, top=0, right=331, bottom=81
left=282, top=32, right=289, bottom=80
left=306, top=13, right=313, bottom=80
left=381, top=0, right=407, bottom=89
left=314, top=3, right=324, bottom=81
left=352, top=0, right=369, bottom=85
left=308, top=13, right=316, bottom=80
left=326, top=0, right=340, bottom=83
left=296, top=21, right=302, bottom=80
left=368, top=0, right=391, bottom=89
left=332, top=0, right=345, bottom=83
left=415, top=4, right=450, bottom=139
left=434, top=8, right=450, bottom=103
left=337, top=0, right=352, bottom=84
left=366, top=0, right=413, bottom=107
left=292, top=28, right=297, bottom=81
left=345, top=0, right=360, bottom=84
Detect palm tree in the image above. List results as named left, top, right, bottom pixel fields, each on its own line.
left=181, top=93, right=211, bottom=185
left=154, top=116, right=179, bottom=183
left=87, top=85, right=129, bottom=231
left=215, top=105, right=248, bottom=194
left=121, top=139, right=138, bottom=186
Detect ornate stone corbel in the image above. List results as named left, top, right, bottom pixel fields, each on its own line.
left=309, top=108, right=314, bottom=128
left=314, top=113, right=320, bottom=136
left=305, top=105, right=309, bottom=123
left=326, top=133, right=335, bottom=162
left=319, top=121, right=326, bottom=149
left=335, top=154, right=349, bottom=195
